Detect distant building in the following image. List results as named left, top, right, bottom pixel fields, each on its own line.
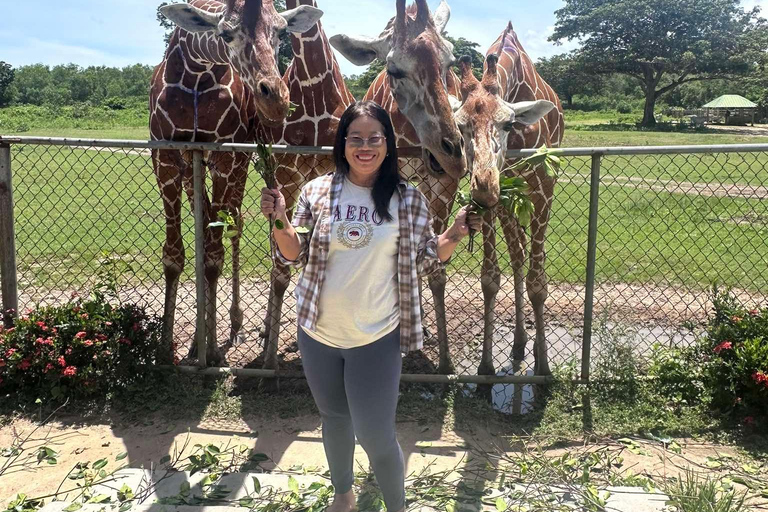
left=701, top=95, right=758, bottom=126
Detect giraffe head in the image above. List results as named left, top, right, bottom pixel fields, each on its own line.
left=330, top=0, right=466, bottom=179
left=161, top=0, right=323, bottom=125
left=454, top=54, right=554, bottom=209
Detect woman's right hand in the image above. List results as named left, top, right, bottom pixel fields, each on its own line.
left=260, top=187, right=287, bottom=218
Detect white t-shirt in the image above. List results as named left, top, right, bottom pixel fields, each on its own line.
left=302, top=178, right=400, bottom=348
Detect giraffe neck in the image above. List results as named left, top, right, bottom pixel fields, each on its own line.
left=269, top=0, right=353, bottom=146
left=489, top=29, right=527, bottom=102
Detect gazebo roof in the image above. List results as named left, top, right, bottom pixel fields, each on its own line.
left=702, top=95, right=758, bottom=109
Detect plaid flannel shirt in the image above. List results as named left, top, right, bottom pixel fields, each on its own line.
left=275, top=171, right=443, bottom=353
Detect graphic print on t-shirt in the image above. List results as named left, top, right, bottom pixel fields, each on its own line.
left=337, top=221, right=373, bottom=249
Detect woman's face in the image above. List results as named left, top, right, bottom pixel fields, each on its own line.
left=344, top=115, right=388, bottom=185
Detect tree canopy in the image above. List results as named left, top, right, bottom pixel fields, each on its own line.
left=550, top=0, right=767, bottom=125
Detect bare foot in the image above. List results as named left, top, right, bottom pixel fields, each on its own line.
left=325, top=489, right=357, bottom=512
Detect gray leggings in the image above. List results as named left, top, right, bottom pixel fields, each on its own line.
left=297, top=326, right=405, bottom=511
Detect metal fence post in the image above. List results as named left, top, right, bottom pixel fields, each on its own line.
left=193, top=150, right=207, bottom=367
left=0, top=143, right=18, bottom=325
left=581, top=153, right=602, bottom=381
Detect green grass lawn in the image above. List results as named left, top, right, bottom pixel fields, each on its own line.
left=9, top=142, right=768, bottom=294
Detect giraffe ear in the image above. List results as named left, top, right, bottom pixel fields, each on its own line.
left=330, top=34, right=391, bottom=66
left=506, top=100, right=555, bottom=126
left=280, top=5, right=324, bottom=34
left=433, top=0, right=451, bottom=34
left=159, top=3, right=223, bottom=33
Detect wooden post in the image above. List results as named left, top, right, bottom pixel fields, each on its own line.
left=0, top=144, right=19, bottom=325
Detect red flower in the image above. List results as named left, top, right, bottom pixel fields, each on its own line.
left=65, top=348, right=72, bottom=355
left=62, top=366, right=77, bottom=377
left=36, top=321, right=46, bottom=328
left=83, top=340, right=94, bottom=347
left=44, top=363, right=54, bottom=373
left=95, top=334, right=107, bottom=341
left=0, top=359, right=5, bottom=367
left=102, top=350, right=112, bottom=357
left=713, top=341, right=733, bottom=354
left=4, top=348, right=16, bottom=358
left=752, top=371, right=768, bottom=386
left=18, top=359, right=31, bottom=371
left=105, top=322, right=113, bottom=327
left=749, top=309, right=759, bottom=316
left=744, top=416, right=755, bottom=425
left=75, top=331, right=87, bottom=339
left=35, top=337, right=53, bottom=346
left=5, top=328, right=13, bottom=334
left=731, top=315, right=743, bottom=323
left=118, top=338, right=132, bottom=346
left=57, top=356, right=66, bottom=367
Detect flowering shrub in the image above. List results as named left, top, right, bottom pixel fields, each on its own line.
left=0, top=296, right=165, bottom=401
left=702, top=288, right=768, bottom=416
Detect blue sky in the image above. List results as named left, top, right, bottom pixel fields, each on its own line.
left=0, top=0, right=764, bottom=77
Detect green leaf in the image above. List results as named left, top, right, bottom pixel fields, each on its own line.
left=274, top=219, right=285, bottom=230
left=223, top=229, right=239, bottom=239
left=116, top=452, right=128, bottom=461
left=86, top=494, right=111, bottom=504
left=239, top=498, right=255, bottom=508
left=495, top=497, right=508, bottom=511
left=208, top=221, right=229, bottom=228
left=119, top=503, right=132, bottom=512
left=159, top=455, right=171, bottom=465
left=294, top=226, right=310, bottom=234
left=288, top=476, right=299, bottom=493
left=63, top=504, right=82, bottom=512
left=252, top=476, right=261, bottom=494
left=93, top=458, right=108, bottom=470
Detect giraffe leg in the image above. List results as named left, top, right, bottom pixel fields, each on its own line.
left=153, top=149, right=186, bottom=364
left=498, top=208, right=529, bottom=364
left=478, top=211, right=499, bottom=378
left=527, top=216, right=552, bottom=376
left=422, top=175, right=458, bottom=375
left=428, top=270, right=453, bottom=374
left=227, top=153, right=250, bottom=349
left=265, top=254, right=293, bottom=367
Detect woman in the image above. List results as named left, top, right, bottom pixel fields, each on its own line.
left=260, top=101, right=480, bottom=512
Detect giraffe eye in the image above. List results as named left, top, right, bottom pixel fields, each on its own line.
left=220, top=30, right=235, bottom=43
left=502, top=121, right=515, bottom=131
left=387, top=67, right=406, bottom=80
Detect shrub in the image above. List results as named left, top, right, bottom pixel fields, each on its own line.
left=0, top=295, right=166, bottom=401
left=701, top=288, right=768, bottom=416
left=647, top=343, right=705, bottom=407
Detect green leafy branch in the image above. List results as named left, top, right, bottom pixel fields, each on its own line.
left=455, top=177, right=534, bottom=253
left=506, top=145, right=563, bottom=179
left=207, top=210, right=239, bottom=240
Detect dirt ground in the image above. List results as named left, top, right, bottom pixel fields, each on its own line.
left=0, top=410, right=754, bottom=508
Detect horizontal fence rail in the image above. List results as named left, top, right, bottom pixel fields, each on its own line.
left=1, top=136, right=767, bottom=410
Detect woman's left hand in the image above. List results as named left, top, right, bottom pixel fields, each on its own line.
left=452, top=205, right=483, bottom=238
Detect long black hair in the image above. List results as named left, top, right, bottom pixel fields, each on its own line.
left=333, top=101, right=400, bottom=222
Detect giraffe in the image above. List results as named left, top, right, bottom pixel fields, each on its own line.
left=255, top=0, right=355, bottom=374
left=452, top=23, right=564, bottom=377
left=149, top=0, right=323, bottom=365
left=330, top=0, right=466, bottom=374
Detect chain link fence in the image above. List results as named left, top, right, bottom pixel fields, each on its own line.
left=1, top=138, right=767, bottom=412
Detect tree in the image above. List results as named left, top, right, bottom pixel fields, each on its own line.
left=550, top=0, right=767, bottom=126
left=157, top=2, right=175, bottom=48
left=0, top=61, right=14, bottom=107
left=535, top=53, right=602, bottom=108
left=344, top=59, right=386, bottom=100
left=444, top=34, right=484, bottom=80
